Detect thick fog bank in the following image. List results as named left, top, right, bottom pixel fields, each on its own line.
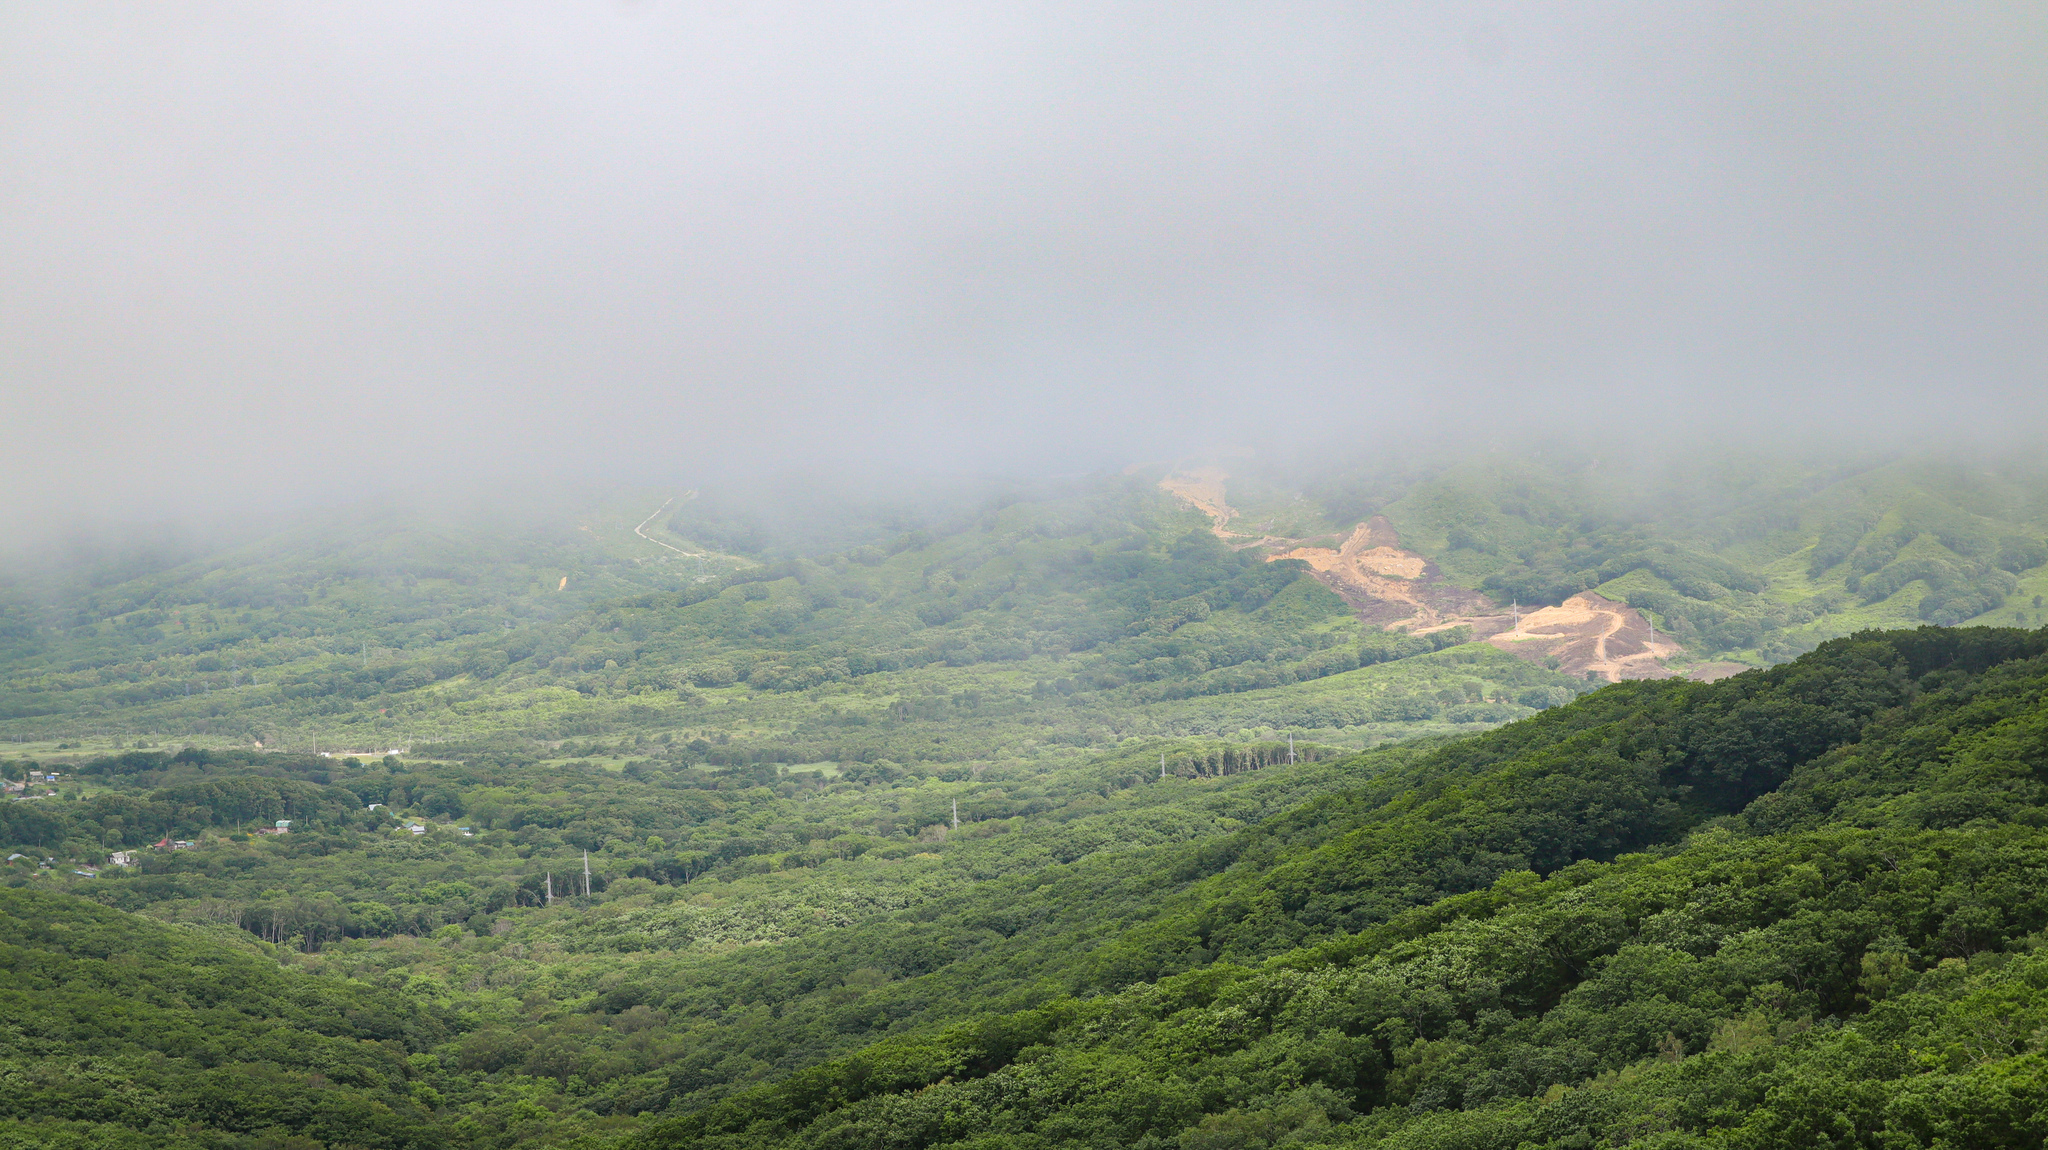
left=3, top=3, right=2041, bottom=534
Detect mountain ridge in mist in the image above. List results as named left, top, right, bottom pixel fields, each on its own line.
left=5, top=446, right=2046, bottom=762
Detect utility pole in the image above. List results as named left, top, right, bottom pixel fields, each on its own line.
left=951, top=798, right=959, bottom=831
left=583, top=852, right=592, bottom=898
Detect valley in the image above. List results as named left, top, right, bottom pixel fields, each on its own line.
left=8, top=6, right=2035, bottom=1147
left=5, top=450, right=2048, bottom=1149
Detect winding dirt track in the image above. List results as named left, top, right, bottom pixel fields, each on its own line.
left=1488, top=592, right=1683, bottom=681
left=633, top=491, right=702, bottom=557
left=1156, top=468, right=1236, bottom=536
left=1159, top=468, right=1681, bottom=681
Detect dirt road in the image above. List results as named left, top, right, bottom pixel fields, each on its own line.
left=633, top=492, right=702, bottom=557
left=1158, top=468, right=1681, bottom=680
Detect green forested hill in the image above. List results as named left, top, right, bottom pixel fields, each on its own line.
left=0, top=476, right=1587, bottom=760
left=0, top=886, right=447, bottom=1149
left=1346, top=453, right=2048, bottom=662
left=627, top=626, right=2048, bottom=1149
left=6, top=453, right=2048, bottom=1148
left=11, top=626, right=2048, bottom=1147
left=6, top=452, right=2047, bottom=765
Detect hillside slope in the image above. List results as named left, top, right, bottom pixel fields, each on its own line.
left=0, top=478, right=1588, bottom=760
left=629, top=626, right=2048, bottom=1149
left=8, top=453, right=2043, bottom=761
left=11, top=625, right=2048, bottom=1148
left=1162, top=453, right=2048, bottom=681
left=0, top=887, right=447, bottom=1149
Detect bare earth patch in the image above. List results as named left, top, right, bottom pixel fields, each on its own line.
left=1157, top=468, right=1237, bottom=537
left=1484, top=592, right=1685, bottom=682
left=1159, top=470, right=1685, bottom=681
left=1272, top=517, right=1494, bottom=630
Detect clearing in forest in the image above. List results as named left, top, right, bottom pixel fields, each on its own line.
left=1157, top=468, right=1237, bottom=536
left=1160, top=468, right=1679, bottom=681
left=1271, top=516, right=1495, bottom=631
left=1484, top=592, right=1685, bottom=682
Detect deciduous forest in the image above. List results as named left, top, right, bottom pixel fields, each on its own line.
left=7, top=454, right=2048, bottom=1147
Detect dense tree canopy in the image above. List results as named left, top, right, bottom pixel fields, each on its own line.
left=5, top=453, right=2048, bottom=1147
left=12, top=626, right=2048, bottom=1147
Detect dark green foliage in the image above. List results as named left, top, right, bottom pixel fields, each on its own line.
left=1806, top=508, right=1881, bottom=577
left=0, top=888, right=445, bottom=1148
left=3, top=752, right=383, bottom=852
left=610, top=626, right=2048, bottom=1149
left=1481, top=530, right=1764, bottom=607
left=14, top=626, right=2048, bottom=1147
left=5, top=455, right=2048, bottom=1148
left=1997, top=535, right=2048, bottom=574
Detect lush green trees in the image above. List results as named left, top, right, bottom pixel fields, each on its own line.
left=2, top=481, right=1587, bottom=763
left=9, top=454, right=2046, bottom=758
left=3, top=447, right=2048, bottom=1148
left=619, top=626, right=2048, bottom=1149
left=0, top=888, right=447, bottom=1148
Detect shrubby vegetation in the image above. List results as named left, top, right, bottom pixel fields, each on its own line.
left=4, top=451, right=2048, bottom=1148
left=627, top=626, right=2048, bottom=1149
left=1317, top=453, right=2048, bottom=664
left=12, top=626, right=2048, bottom=1147
left=0, top=479, right=1590, bottom=762
left=6, top=452, right=2045, bottom=762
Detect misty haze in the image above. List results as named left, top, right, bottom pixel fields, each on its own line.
left=3, top=6, right=2047, bottom=1150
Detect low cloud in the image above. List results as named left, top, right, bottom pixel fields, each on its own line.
left=2, top=3, right=2042, bottom=534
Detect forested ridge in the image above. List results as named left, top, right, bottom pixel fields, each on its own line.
left=8, top=451, right=2048, bottom=1147
left=7, top=626, right=2048, bottom=1146
left=624, top=626, right=2048, bottom=1149
left=5, top=453, right=2047, bottom=765
left=0, top=887, right=450, bottom=1149
left=0, top=478, right=1587, bottom=761
left=8, top=0, right=2045, bottom=1141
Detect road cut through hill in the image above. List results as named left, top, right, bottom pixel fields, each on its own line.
left=1477, top=592, right=1686, bottom=681
left=1155, top=467, right=1237, bottom=537
left=1269, top=516, right=1495, bottom=630
left=1159, top=468, right=1684, bottom=681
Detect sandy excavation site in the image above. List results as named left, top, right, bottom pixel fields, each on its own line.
left=1161, top=470, right=1695, bottom=682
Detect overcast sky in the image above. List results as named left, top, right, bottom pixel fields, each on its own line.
left=3, top=2, right=2043, bottom=526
